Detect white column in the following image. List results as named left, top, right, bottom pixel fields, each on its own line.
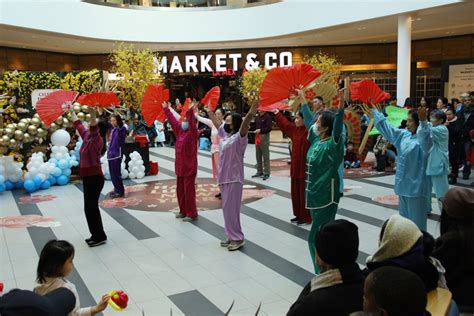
left=396, top=14, right=412, bottom=105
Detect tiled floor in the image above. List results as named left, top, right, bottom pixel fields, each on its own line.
left=0, top=136, right=463, bottom=315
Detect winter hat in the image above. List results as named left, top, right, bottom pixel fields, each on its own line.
left=366, top=214, right=422, bottom=264
left=315, top=219, right=359, bottom=266
left=443, top=187, right=474, bottom=220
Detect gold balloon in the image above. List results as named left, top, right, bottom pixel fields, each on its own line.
left=41, top=122, right=48, bottom=129
left=8, top=138, right=17, bottom=148
left=6, top=124, right=15, bottom=130
left=77, top=112, right=85, bottom=121
left=31, top=117, right=41, bottom=127
left=17, top=122, right=27, bottom=131
left=37, top=128, right=48, bottom=138
left=14, top=130, right=24, bottom=141
left=20, top=118, right=28, bottom=124
left=85, top=114, right=92, bottom=121
left=27, top=125, right=38, bottom=135
left=4, top=128, right=13, bottom=137
left=62, top=118, right=69, bottom=126
left=1, top=135, right=9, bottom=146
left=25, top=118, right=31, bottom=124
left=49, top=123, right=58, bottom=132
left=33, top=113, right=40, bottom=119
left=23, top=133, right=32, bottom=143
left=81, top=105, right=89, bottom=113
left=73, top=105, right=82, bottom=113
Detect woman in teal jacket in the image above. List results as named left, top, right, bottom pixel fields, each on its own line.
left=418, top=109, right=449, bottom=212
left=299, top=90, right=345, bottom=273
left=364, top=106, right=432, bottom=231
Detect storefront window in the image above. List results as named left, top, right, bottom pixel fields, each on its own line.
left=83, top=0, right=272, bottom=8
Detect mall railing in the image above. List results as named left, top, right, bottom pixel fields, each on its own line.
left=82, top=0, right=279, bottom=9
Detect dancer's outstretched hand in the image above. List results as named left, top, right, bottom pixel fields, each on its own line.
left=337, top=89, right=345, bottom=110
left=162, top=101, right=168, bottom=109
left=418, top=106, right=428, bottom=122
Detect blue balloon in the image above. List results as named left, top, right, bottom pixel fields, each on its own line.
left=5, top=181, right=14, bottom=191
left=33, top=175, right=42, bottom=187
left=14, top=180, right=24, bottom=190
left=58, top=159, right=69, bottom=170
left=57, top=175, right=68, bottom=186
left=0, top=175, right=5, bottom=183
left=24, top=179, right=36, bottom=193
left=62, top=168, right=72, bottom=177
left=53, top=167, right=62, bottom=177
left=48, top=175, right=57, bottom=186
left=49, top=158, right=58, bottom=166
left=40, top=180, right=50, bottom=190
left=0, top=183, right=5, bottom=193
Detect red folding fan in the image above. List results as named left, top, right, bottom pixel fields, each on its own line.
left=180, top=98, right=192, bottom=121
left=36, top=90, right=79, bottom=126
left=141, top=84, right=170, bottom=125
left=258, top=102, right=290, bottom=112
left=77, top=92, right=120, bottom=108
left=201, top=86, right=220, bottom=111
left=259, top=64, right=321, bottom=107
left=350, top=80, right=391, bottom=106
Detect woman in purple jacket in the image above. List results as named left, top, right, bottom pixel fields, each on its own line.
left=108, top=115, right=127, bottom=198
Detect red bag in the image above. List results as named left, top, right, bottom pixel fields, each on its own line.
left=134, top=135, right=148, bottom=148
left=255, top=133, right=261, bottom=145
left=149, top=161, right=159, bottom=175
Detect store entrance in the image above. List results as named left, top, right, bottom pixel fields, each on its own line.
left=165, top=72, right=243, bottom=113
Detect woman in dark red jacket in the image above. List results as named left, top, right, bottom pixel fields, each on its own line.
left=273, top=109, right=311, bottom=225
left=71, top=108, right=107, bottom=247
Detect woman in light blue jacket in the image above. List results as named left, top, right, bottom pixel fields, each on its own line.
left=365, top=106, right=432, bottom=230
left=417, top=110, right=450, bottom=213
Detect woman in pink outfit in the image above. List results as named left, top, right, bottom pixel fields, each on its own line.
left=196, top=108, right=225, bottom=179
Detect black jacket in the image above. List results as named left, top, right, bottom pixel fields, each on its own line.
left=433, top=231, right=474, bottom=306
left=457, top=106, right=474, bottom=141
left=287, top=264, right=364, bottom=316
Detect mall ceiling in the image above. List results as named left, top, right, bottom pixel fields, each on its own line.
left=0, top=1, right=473, bottom=54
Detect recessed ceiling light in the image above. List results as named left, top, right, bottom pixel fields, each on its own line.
left=410, top=17, right=422, bottom=22
left=356, top=27, right=366, bottom=31
left=445, top=31, right=456, bottom=34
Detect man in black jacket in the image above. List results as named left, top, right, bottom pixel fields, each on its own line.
left=456, top=92, right=474, bottom=180
left=287, top=219, right=364, bottom=316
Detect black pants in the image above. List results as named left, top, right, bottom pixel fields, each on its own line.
left=83, top=175, right=106, bottom=241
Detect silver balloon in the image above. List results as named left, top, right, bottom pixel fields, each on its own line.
left=4, top=128, right=13, bottom=137
left=27, top=125, right=37, bottom=135
left=33, top=113, right=40, bottom=119
left=81, top=105, right=90, bottom=113
left=6, top=123, right=15, bottom=130
left=17, top=122, right=27, bottom=131
left=31, top=117, right=41, bottom=127
left=37, top=128, right=48, bottom=138
left=14, top=130, right=24, bottom=141
left=55, top=117, right=63, bottom=125
left=85, top=114, right=91, bottom=121
left=73, top=104, right=82, bottom=113
left=20, top=118, right=29, bottom=124
left=41, top=121, right=48, bottom=129
left=0, top=135, right=9, bottom=146
left=23, top=133, right=32, bottom=143
left=8, top=138, right=17, bottom=148
left=77, top=112, right=85, bottom=121
left=49, top=123, right=58, bottom=132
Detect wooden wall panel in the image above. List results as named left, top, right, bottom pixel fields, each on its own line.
left=442, top=36, right=472, bottom=60
left=1, top=34, right=473, bottom=72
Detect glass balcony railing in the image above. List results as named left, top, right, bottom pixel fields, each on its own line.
left=82, top=0, right=275, bottom=9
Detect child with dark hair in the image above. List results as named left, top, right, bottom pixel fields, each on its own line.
left=433, top=187, right=474, bottom=308
left=418, top=108, right=449, bottom=212
left=421, top=230, right=448, bottom=289
left=298, top=89, right=346, bottom=273
left=273, top=109, right=311, bottom=225
left=436, top=97, right=449, bottom=112
left=34, top=240, right=109, bottom=315
left=363, top=266, right=429, bottom=316
left=344, top=142, right=361, bottom=169
left=363, top=106, right=431, bottom=230
left=288, top=220, right=364, bottom=316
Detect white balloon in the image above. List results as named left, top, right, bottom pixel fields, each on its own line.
left=0, top=165, right=4, bottom=174
left=52, top=146, right=59, bottom=153
left=51, top=130, right=71, bottom=147
left=136, top=171, right=145, bottom=179
left=29, top=167, right=39, bottom=175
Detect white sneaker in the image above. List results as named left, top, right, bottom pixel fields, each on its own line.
left=227, top=240, right=245, bottom=251
left=175, top=213, right=185, bottom=219
left=220, top=239, right=230, bottom=247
